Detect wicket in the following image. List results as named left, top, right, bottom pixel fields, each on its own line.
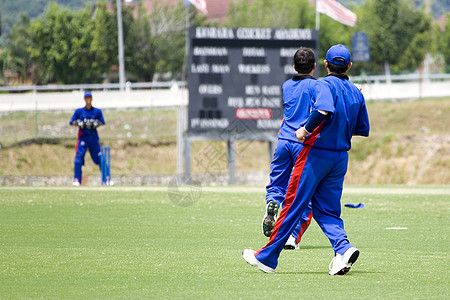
left=101, top=146, right=111, bottom=185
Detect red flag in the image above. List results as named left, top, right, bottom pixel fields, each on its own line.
left=317, top=0, right=357, bottom=27
left=184, top=0, right=208, bottom=14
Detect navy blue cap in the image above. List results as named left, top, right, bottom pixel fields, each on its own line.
left=326, top=44, right=351, bottom=65
left=84, top=91, right=92, bottom=98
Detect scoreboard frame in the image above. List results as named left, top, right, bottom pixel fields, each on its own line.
left=184, top=27, right=319, bottom=184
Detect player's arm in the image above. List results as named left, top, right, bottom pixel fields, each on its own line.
left=96, top=110, right=105, bottom=127
left=295, top=110, right=329, bottom=142
left=70, top=111, right=79, bottom=126
left=93, top=119, right=104, bottom=128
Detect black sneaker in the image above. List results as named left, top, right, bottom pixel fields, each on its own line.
left=262, top=200, right=279, bottom=237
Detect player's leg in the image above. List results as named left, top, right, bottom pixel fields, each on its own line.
left=74, top=137, right=88, bottom=185
left=88, top=135, right=102, bottom=167
left=286, top=202, right=313, bottom=249
left=311, top=149, right=359, bottom=275
left=265, top=139, right=293, bottom=204
left=284, top=143, right=313, bottom=249
left=263, top=139, right=294, bottom=237
left=250, top=145, right=321, bottom=270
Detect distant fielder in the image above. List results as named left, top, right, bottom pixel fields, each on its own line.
left=69, top=91, right=105, bottom=186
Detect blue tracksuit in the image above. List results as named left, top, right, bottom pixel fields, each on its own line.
left=266, top=75, right=333, bottom=242
left=256, top=73, right=370, bottom=269
left=69, top=106, right=105, bottom=183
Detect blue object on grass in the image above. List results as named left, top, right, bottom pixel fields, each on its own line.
left=344, top=203, right=364, bottom=209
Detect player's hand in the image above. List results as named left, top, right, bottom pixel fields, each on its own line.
left=295, top=127, right=308, bottom=143
left=76, top=119, right=85, bottom=129
left=85, top=119, right=94, bottom=129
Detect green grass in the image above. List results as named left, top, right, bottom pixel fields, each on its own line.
left=0, top=186, right=448, bottom=299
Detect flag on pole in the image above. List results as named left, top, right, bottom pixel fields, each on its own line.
left=184, top=0, right=208, bottom=14
left=316, top=0, right=357, bottom=27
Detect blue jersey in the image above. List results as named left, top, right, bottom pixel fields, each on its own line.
left=278, top=75, right=334, bottom=143
left=307, top=73, right=370, bottom=151
left=70, top=106, right=105, bottom=137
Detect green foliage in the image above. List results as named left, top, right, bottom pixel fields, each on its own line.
left=1, top=0, right=208, bottom=83
left=0, top=0, right=93, bottom=39
left=223, top=0, right=315, bottom=28
left=442, top=13, right=450, bottom=68
left=1, top=15, right=33, bottom=82
left=27, top=3, right=100, bottom=84
left=0, top=0, right=447, bottom=83
left=356, top=0, right=434, bottom=73
left=124, top=4, right=156, bottom=82
left=90, top=2, right=118, bottom=79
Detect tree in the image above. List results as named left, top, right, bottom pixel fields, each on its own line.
left=1, top=15, right=33, bottom=83
left=442, top=14, right=450, bottom=72
left=222, top=0, right=355, bottom=76
left=27, top=3, right=107, bottom=84
left=90, top=2, right=118, bottom=80
left=149, top=0, right=187, bottom=80
left=357, top=0, right=433, bottom=73
left=223, top=0, right=315, bottom=29
left=123, top=3, right=156, bottom=82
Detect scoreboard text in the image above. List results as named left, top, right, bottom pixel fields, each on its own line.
left=187, top=27, right=318, bottom=133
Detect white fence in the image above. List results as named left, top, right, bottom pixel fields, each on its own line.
left=0, top=74, right=449, bottom=112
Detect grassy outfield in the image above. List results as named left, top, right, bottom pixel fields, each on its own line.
left=0, top=186, right=448, bottom=299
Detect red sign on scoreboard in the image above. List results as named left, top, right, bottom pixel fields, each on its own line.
left=235, top=108, right=272, bottom=120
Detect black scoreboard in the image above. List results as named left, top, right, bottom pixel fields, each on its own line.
left=187, top=27, right=318, bottom=133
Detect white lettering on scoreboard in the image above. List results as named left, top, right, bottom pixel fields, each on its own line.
left=191, top=118, right=230, bottom=129
left=280, top=48, right=299, bottom=57
left=238, top=64, right=271, bottom=74
left=256, top=119, right=284, bottom=129
left=242, top=47, right=266, bottom=57
left=193, top=47, right=228, bottom=56
left=245, top=85, right=281, bottom=96
left=188, top=27, right=318, bottom=131
left=236, top=28, right=272, bottom=40
left=198, top=84, right=223, bottom=95
left=273, top=29, right=312, bottom=40
left=195, top=27, right=235, bottom=39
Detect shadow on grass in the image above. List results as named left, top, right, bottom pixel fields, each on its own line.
left=294, top=245, right=330, bottom=250
left=275, top=270, right=382, bottom=275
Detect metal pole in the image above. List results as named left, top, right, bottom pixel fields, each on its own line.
left=315, top=0, right=320, bottom=31
left=177, top=106, right=185, bottom=181
left=228, top=138, right=236, bottom=185
left=184, top=136, right=191, bottom=184
left=34, top=88, right=38, bottom=138
left=116, top=0, right=126, bottom=91
left=182, top=4, right=190, bottom=84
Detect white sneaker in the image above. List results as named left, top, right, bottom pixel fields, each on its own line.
left=72, top=181, right=80, bottom=187
left=284, top=235, right=299, bottom=250
left=242, top=249, right=275, bottom=274
left=329, top=247, right=360, bottom=275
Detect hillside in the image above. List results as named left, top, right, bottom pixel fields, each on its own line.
left=0, top=98, right=449, bottom=185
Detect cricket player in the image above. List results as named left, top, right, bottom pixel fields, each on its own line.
left=263, top=47, right=332, bottom=250
left=243, top=44, right=370, bottom=275
left=69, top=91, right=105, bottom=186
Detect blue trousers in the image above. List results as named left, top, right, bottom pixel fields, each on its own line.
left=265, top=138, right=312, bottom=243
left=74, top=134, right=101, bottom=183
left=257, top=144, right=353, bottom=269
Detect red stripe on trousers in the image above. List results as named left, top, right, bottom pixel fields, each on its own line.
left=75, top=129, right=82, bottom=153
left=296, top=211, right=313, bottom=244
left=256, top=122, right=325, bottom=254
